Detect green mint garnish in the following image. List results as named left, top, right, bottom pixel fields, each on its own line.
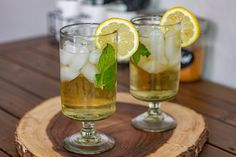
left=132, top=42, right=151, bottom=64
left=95, top=44, right=116, bottom=90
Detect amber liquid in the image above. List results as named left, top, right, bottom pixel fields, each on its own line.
left=130, top=59, right=180, bottom=102
left=61, top=75, right=116, bottom=121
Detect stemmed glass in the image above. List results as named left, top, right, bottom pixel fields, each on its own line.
left=129, top=16, right=181, bottom=132
left=59, top=23, right=117, bottom=154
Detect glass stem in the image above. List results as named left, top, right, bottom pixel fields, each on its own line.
left=78, top=122, right=100, bottom=144
left=147, top=102, right=164, bottom=121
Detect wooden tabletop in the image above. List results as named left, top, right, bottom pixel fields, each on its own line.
left=0, top=36, right=235, bottom=157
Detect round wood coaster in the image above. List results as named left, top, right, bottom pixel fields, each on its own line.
left=15, top=92, right=207, bottom=157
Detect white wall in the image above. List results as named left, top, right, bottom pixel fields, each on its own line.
left=0, top=0, right=57, bottom=43
left=150, top=0, right=236, bottom=89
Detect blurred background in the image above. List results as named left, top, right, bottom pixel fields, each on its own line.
left=0, top=0, right=235, bottom=89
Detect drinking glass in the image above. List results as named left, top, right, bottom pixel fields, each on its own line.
left=130, top=16, right=181, bottom=132
left=59, top=23, right=117, bottom=154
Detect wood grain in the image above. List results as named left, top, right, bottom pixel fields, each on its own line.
left=175, top=90, right=230, bottom=122
left=16, top=93, right=207, bottom=157
left=0, top=48, right=59, bottom=80
left=206, top=117, right=236, bottom=155
left=200, top=144, right=236, bottom=157
left=26, top=38, right=59, bottom=60
left=180, top=81, right=236, bottom=107
left=0, top=36, right=48, bottom=52
left=0, top=151, right=10, bottom=157
left=0, top=80, right=41, bottom=118
left=0, top=58, right=59, bottom=98
left=0, top=110, right=18, bottom=157
left=225, top=114, right=236, bottom=127
left=178, top=86, right=236, bottom=119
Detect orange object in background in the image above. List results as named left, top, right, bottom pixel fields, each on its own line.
left=180, top=18, right=208, bottom=82
left=180, top=46, right=204, bottom=82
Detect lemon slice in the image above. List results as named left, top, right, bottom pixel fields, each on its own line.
left=160, top=7, right=200, bottom=47
left=95, top=18, right=139, bottom=61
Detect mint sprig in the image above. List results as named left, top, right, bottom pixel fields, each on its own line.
left=132, top=42, right=151, bottom=64
left=95, top=44, right=116, bottom=90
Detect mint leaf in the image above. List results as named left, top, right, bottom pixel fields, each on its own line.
left=95, top=74, right=102, bottom=87
left=103, top=63, right=116, bottom=90
left=96, top=44, right=116, bottom=90
left=132, top=42, right=151, bottom=64
left=97, top=44, right=115, bottom=72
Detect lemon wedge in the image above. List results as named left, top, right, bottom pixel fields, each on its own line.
left=160, top=7, right=200, bottom=47
left=95, top=18, right=139, bottom=61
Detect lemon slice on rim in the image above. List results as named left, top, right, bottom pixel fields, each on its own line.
left=95, top=18, right=139, bottom=61
left=160, top=7, right=200, bottom=47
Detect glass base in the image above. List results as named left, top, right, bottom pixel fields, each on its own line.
left=64, top=132, right=115, bottom=154
left=131, top=111, right=177, bottom=132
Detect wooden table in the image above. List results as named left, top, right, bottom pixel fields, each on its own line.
left=0, top=36, right=235, bottom=157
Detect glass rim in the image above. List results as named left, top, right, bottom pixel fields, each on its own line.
left=60, top=23, right=117, bottom=38
left=131, top=15, right=181, bottom=27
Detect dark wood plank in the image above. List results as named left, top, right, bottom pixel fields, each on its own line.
left=117, top=84, right=129, bottom=93
left=26, top=38, right=59, bottom=60
left=0, top=58, right=59, bottom=99
left=200, top=144, right=236, bottom=157
left=0, top=36, right=48, bottom=52
left=176, top=86, right=236, bottom=127
left=0, top=150, right=10, bottom=157
left=225, top=114, right=236, bottom=127
left=118, top=63, right=130, bottom=85
left=0, top=79, right=42, bottom=118
left=0, top=48, right=59, bottom=80
left=181, top=81, right=236, bottom=107
left=175, top=89, right=235, bottom=125
left=206, top=117, right=236, bottom=155
left=0, top=110, right=18, bottom=157
left=179, top=84, right=236, bottom=111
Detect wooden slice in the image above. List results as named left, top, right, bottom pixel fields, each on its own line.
left=15, top=92, right=207, bottom=157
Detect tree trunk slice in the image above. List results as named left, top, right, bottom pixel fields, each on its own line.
left=15, top=92, right=207, bottom=157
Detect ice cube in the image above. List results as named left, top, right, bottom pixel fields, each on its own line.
left=77, top=45, right=89, bottom=54
left=60, top=66, right=79, bottom=81
left=70, top=52, right=89, bottom=72
left=150, top=29, right=165, bottom=63
left=60, top=49, right=75, bottom=65
left=140, top=36, right=151, bottom=50
left=165, top=30, right=181, bottom=66
left=88, top=40, right=97, bottom=52
left=63, top=41, right=77, bottom=53
left=169, top=51, right=181, bottom=67
left=81, top=63, right=98, bottom=84
left=89, top=51, right=101, bottom=64
left=139, top=59, right=165, bottom=74
left=76, top=38, right=97, bottom=52
left=138, top=26, right=152, bottom=36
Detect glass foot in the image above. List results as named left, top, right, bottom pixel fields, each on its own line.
left=131, top=111, right=177, bottom=132
left=64, top=132, right=115, bottom=154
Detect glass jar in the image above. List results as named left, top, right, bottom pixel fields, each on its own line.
left=180, top=18, right=208, bottom=82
